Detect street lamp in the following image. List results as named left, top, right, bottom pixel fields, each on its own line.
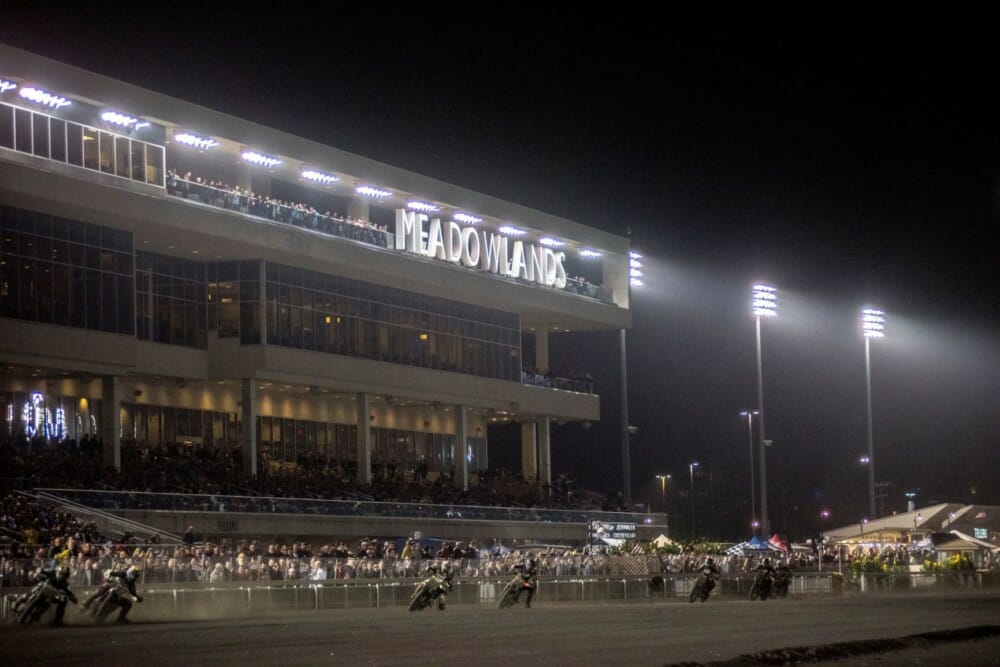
left=752, top=283, right=777, bottom=534
left=861, top=307, right=885, bottom=519
left=689, top=462, right=699, bottom=537
left=655, top=474, right=671, bottom=512
left=740, top=409, right=759, bottom=534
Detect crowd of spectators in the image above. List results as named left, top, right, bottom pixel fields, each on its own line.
left=521, top=365, right=595, bottom=393
left=1, top=432, right=606, bottom=514
left=166, top=169, right=389, bottom=247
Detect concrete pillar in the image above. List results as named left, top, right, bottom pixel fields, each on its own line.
left=535, top=328, right=550, bottom=374
left=356, top=392, right=372, bottom=484
left=538, top=417, right=551, bottom=490
left=240, top=379, right=257, bottom=477
left=259, top=260, right=268, bottom=345
left=100, top=375, right=121, bottom=471
left=520, top=421, right=537, bottom=483
left=455, top=404, right=469, bottom=491
left=348, top=197, right=370, bottom=223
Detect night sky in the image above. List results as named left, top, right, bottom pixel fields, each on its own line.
left=2, top=8, right=998, bottom=539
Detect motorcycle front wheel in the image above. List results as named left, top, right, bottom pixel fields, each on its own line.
left=749, top=583, right=759, bottom=601
left=497, top=582, right=518, bottom=609
left=409, top=584, right=430, bottom=612
left=688, top=583, right=700, bottom=603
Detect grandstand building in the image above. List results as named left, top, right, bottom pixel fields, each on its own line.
left=0, top=42, right=632, bottom=493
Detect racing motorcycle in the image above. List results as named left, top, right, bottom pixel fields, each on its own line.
left=772, top=568, right=791, bottom=599
left=749, top=569, right=774, bottom=601
left=85, top=576, right=140, bottom=625
left=688, top=567, right=718, bottom=603
left=497, top=573, right=536, bottom=609
left=10, top=580, right=76, bottom=625
left=408, top=572, right=450, bottom=612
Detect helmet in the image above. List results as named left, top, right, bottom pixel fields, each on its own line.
left=707, top=558, right=715, bottom=565
left=763, top=558, right=771, bottom=566
left=125, top=565, right=140, bottom=582
left=55, top=566, right=70, bottom=583
left=427, top=564, right=439, bottom=575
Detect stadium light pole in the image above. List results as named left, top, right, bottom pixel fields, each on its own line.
left=656, top=473, right=671, bottom=512
left=740, top=409, right=759, bottom=534
left=621, top=250, right=643, bottom=509
left=689, top=461, right=699, bottom=537
left=861, top=308, right=885, bottom=520
left=752, top=284, right=777, bottom=535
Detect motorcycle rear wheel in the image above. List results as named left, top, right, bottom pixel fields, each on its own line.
left=749, top=583, right=759, bottom=601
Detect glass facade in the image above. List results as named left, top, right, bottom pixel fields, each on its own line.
left=258, top=416, right=357, bottom=467
left=0, top=102, right=164, bottom=187
left=0, top=204, right=134, bottom=334
left=264, top=263, right=521, bottom=381
left=121, top=403, right=238, bottom=449
left=208, top=261, right=260, bottom=343
left=135, top=251, right=207, bottom=348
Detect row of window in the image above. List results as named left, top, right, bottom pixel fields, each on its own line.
left=0, top=102, right=164, bottom=187
left=1, top=208, right=135, bottom=334
left=1, top=203, right=523, bottom=382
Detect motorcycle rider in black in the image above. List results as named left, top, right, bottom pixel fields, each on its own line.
left=85, top=565, right=143, bottom=624
left=423, top=563, right=453, bottom=610
left=512, top=557, right=539, bottom=608
left=700, top=557, right=721, bottom=595
left=27, top=565, right=77, bottom=626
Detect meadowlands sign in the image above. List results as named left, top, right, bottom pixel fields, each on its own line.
left=395, top=210, right=568, bottom=289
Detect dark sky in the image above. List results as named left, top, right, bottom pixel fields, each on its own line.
left=3, top=7, right=998, bottom=538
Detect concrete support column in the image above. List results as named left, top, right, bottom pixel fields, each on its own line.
left=455, top=404, right=469, bottom=491
left=535, top=328, right=550, bottom=374
left=348, top=197, right=370, bottom=223
left=259, top=260, right=268, bottom=345
left=537, top=417, right=551, bottom=491
left=100, top=375, right=121, bottom=471
left=240, top=379, right=258, bottom=478
left=520, top=421, right=537, bottom=483
left=356, top=392, right=372, bottom=484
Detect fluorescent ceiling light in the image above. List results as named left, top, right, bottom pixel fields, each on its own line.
left=19, top=86, right=71, bottom=108
left=356, top=185, right=392, bottom=199
left=242, top=151, right=282, bottom=167
left=498, top=225, right=527, bottom=236
left=407, top=201, right=439, bottom=212
left=101, top=111, right=143, bottom=127
left=539, top=237, right=565, bottom=247
left=175, top=133, right=219, bottom=149
left=301, top=169, right=339, bottom=184
left=453, top=213, right=482, bottom=224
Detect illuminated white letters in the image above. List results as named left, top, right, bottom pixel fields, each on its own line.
left=393, top=209, right=565, bottom=288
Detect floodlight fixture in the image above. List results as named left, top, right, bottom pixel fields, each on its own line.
left=862, top=308, right=886, bottom=338
left=752, top=283, right=777, bottom=317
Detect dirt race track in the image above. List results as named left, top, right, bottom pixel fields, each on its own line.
left=2, top=590, right=998, bottom=666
